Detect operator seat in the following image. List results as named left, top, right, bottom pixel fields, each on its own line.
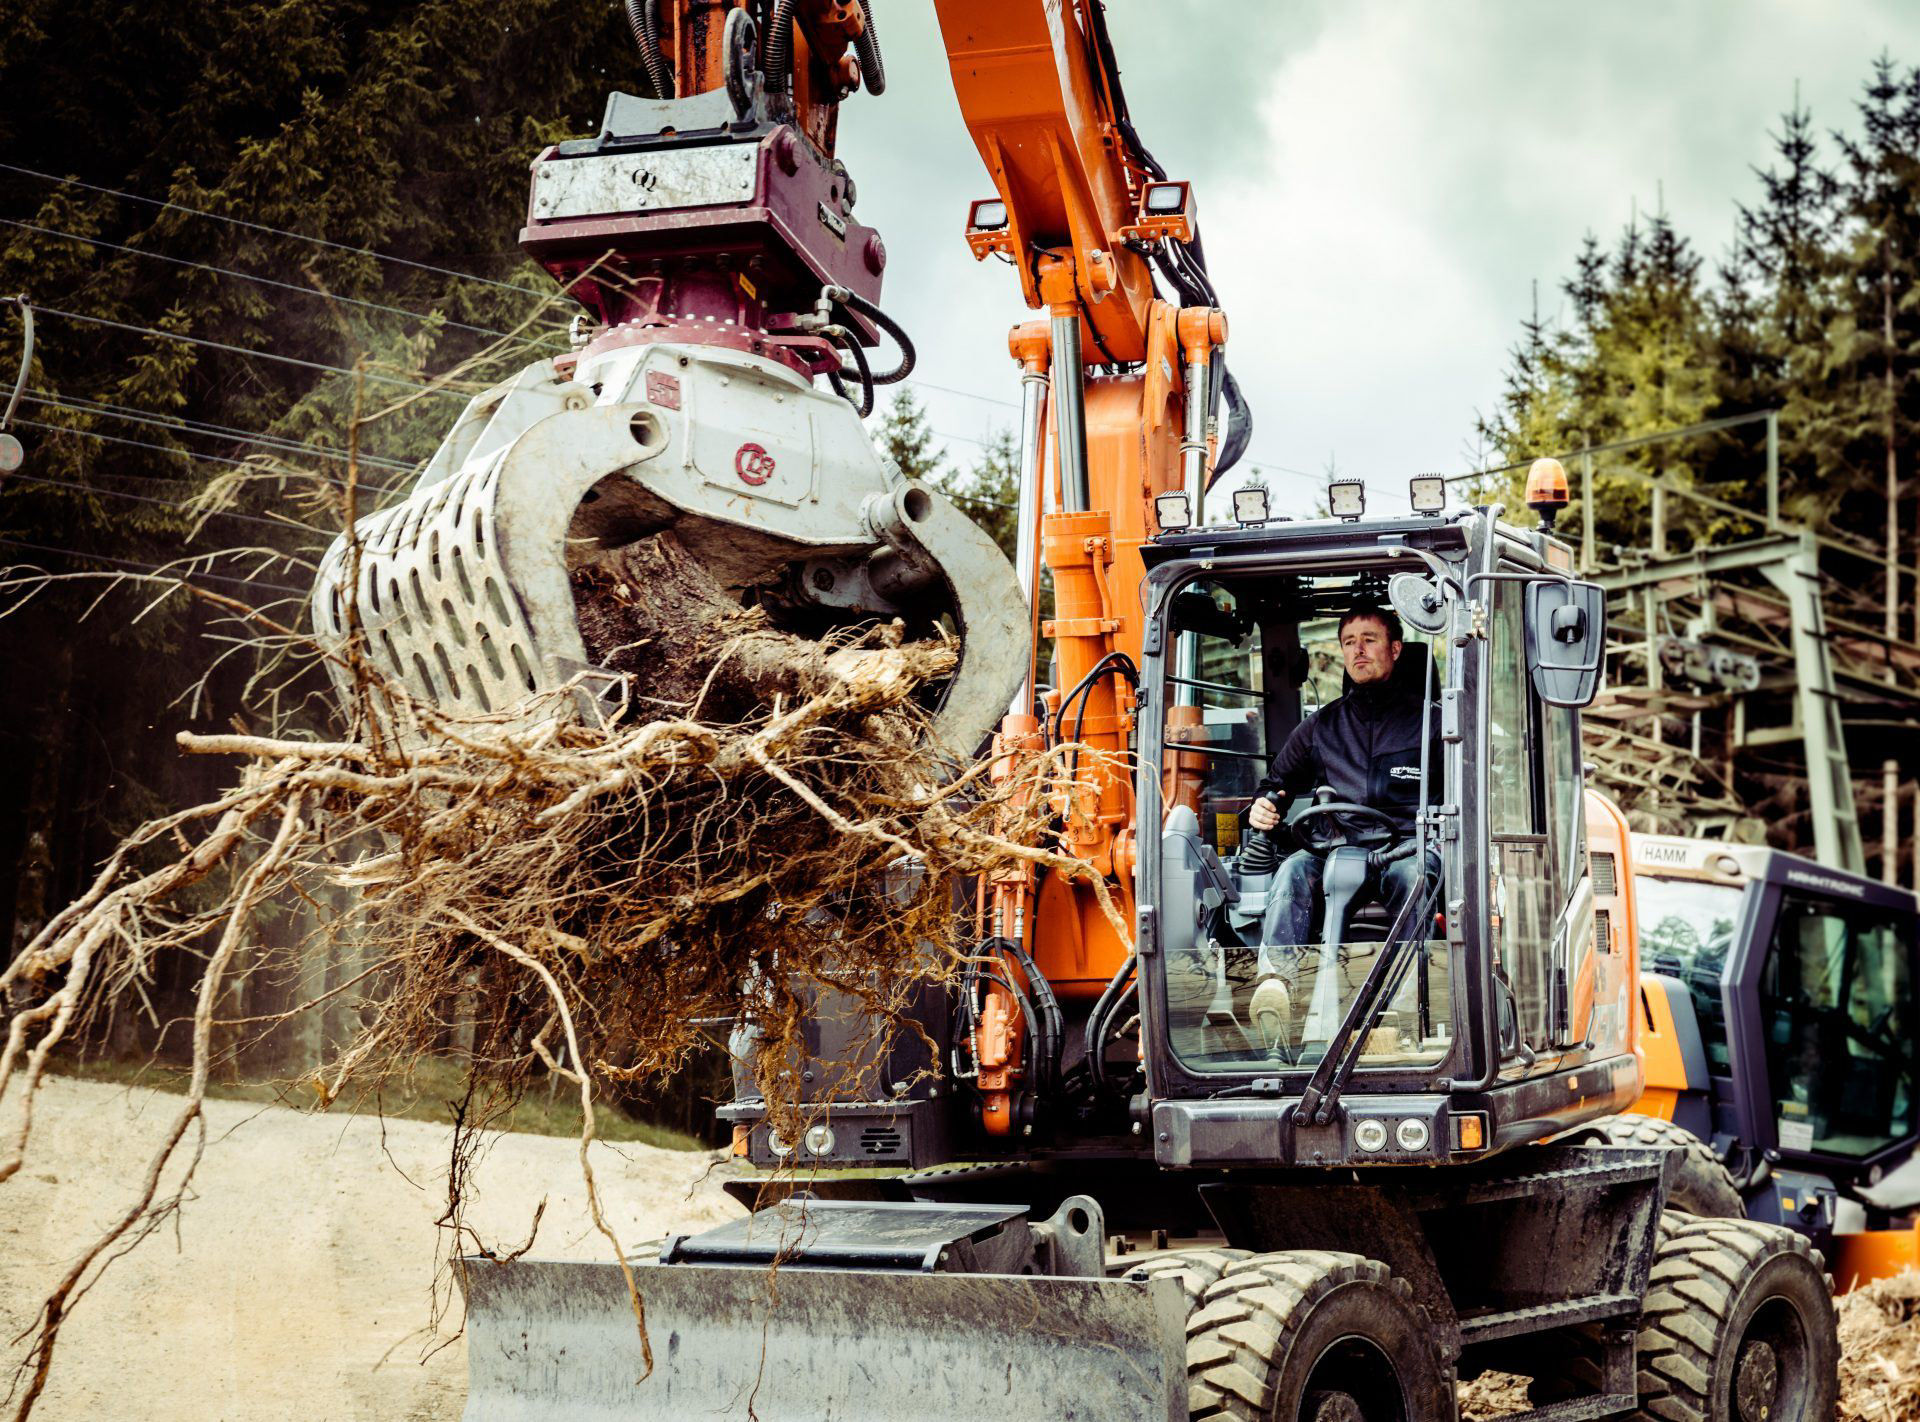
left=1250, top=641, right=1439, bottom=1058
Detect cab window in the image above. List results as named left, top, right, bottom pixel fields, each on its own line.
left=1166, top=584, right=1268, bottom=858
left=1486, top=577, right=1553, bottom=1051
left=1159, top=570, right=1455, bottom=1079
left=1760, top=893, right=1917, bottom=1159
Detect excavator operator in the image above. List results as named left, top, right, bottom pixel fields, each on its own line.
left=1247, top=605, right=1441, bottom=954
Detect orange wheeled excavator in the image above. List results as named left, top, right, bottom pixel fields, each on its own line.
left=315, top=4, right=1847, bottom=1419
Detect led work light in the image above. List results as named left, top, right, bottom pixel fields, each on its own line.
left=1153, top=491, right=1193, bottom=533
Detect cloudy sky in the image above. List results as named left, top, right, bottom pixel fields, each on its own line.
left=834, top=1, right=1920, bottom=516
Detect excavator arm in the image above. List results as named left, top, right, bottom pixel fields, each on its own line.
left=308, top=8, right=1248, bottom=1417
left=923, top=0, right=1252, bottom=1136
left=309, top=0, right=1250, bottom=1169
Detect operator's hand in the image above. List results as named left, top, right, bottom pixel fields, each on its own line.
left=1248, top=794, right=1283, bottom=832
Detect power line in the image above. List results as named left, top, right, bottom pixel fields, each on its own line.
left=907, top=378, right=1019, bottom=412
left=0, top=160, right=550, bottom=299
left=0, top=217, right=567, bottom=349
left=0, top=535, right=309, bottom=596
left=1, top=471, right=322, bottom=536
left=32, top=305, right=466, bottom=397
left=11, top=416, right=408, bottom=498
left=23, top=391, right=421, bottom=474
left=940, top=487, right=1016, bottom=511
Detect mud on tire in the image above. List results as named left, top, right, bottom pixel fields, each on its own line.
left=1187, top=1250, right=1450, bottom=1422
left=1633, top=1215, right=1836, bottom=1422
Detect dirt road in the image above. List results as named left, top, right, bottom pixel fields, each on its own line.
left=0, top=1077, right=740, bottom=1422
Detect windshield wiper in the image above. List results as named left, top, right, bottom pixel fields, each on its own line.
left=1295, top=873, right=1441, bottom=1124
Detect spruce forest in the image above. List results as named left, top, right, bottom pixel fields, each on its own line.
left=1477, top=56, right=1920, bottom=637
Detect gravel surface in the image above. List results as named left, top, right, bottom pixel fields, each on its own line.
left=0, top=1076, right=739, bottom=1422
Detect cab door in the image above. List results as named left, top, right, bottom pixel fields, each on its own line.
left=1722, top=856, right=1920, bottom=1176
left=1483, top=573, right=1595, bottom=1061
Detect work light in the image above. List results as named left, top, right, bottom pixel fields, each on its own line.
left=1153, top=491, right=1193, bottom=532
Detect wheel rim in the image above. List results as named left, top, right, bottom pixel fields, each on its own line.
left=1299, top=1337, right=1405, bottom=1422
left=1306, top=1390, right=1365, bottom=1422
left=1729, top=1297, right=1810, bottom=1422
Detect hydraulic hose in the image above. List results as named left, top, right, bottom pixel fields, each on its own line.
left=852, top=0, right=886, bottom=95
left=830, top=287, right=915, bottom=385
left=825, top=325, right=873, bottom=417
left=1052, top=651, right=1139, bottom=746
left=959, top=951, right=1045, bottom=1093
left=624, top=0, right=674, bottom=98
left=1083, top=950, right=1136, bottom=1093
left=1005, top=940, right=1064, bottom=1091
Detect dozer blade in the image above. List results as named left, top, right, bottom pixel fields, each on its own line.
left=460, top=1258, right=1188, bottom=1421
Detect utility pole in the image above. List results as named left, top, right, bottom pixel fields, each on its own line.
left=1884, top=238, right=1901, bottom=886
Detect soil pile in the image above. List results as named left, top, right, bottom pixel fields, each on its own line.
left=1840, top=1269, right=1920, bottom=1422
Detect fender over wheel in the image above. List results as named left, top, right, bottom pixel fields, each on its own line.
left=1564, top=1113, right=1745, bottom=1219
left=1187, top=1251, right=1450, bottom=1422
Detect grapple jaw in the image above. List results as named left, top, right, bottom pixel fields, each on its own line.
left=312, top=342, right=1027, bottom=754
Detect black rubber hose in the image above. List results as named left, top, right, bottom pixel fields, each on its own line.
left=826, top=327, right=873, bottom=417
left=852, top=0, right=886, bottom=95
left=973, top=962, right=1043, bottom=1084
left=624, top=0, right=673, bottom=98
left=1054, top=651, right=1138, bottom=824
left=832, top=288, right=915, bottom=384
left=1005, top=941, right=1064, bottom=1091
left=1052, top=651, right=1139, bottom=745
left=1215, top=364, right=1251, bottom=476
left=763, top=0, right=797, bottom=94
left=1087, top=972, right=1138, bottom=1093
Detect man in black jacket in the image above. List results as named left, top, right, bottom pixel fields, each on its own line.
left=1248, top=605, right=1440, bottom=955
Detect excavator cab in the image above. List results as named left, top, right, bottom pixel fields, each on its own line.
left=1621, top=835, right=1920, bottom=1259
left=1137, top=505, right=1634, bottom=1167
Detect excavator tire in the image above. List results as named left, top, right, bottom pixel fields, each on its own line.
left=1633, top=1214, right=1836, bottom=1422
left=1568, top=1113, right=1745, bottom=1219
left=1187, top=1251, right=1450, bottom=1422
left=1119, top=1247, right=1253, bottom=1313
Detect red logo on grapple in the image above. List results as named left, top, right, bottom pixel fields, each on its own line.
left=735, top=443, right=776, bottom=485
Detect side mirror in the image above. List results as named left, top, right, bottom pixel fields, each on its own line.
left=1524, top=579, right=1606, bottom=707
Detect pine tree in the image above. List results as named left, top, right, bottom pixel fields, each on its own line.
left=1827, top=54, right=1920, bottom=625
left=946, top=427, right=1019, bottom=562
left=872, top=390, right=1021, bottom=560
left=873, top=387, right=946, bottom=483
left=0, top=0, right=639, bottom=965
left=1478, top=212, right=1716, bottom=553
